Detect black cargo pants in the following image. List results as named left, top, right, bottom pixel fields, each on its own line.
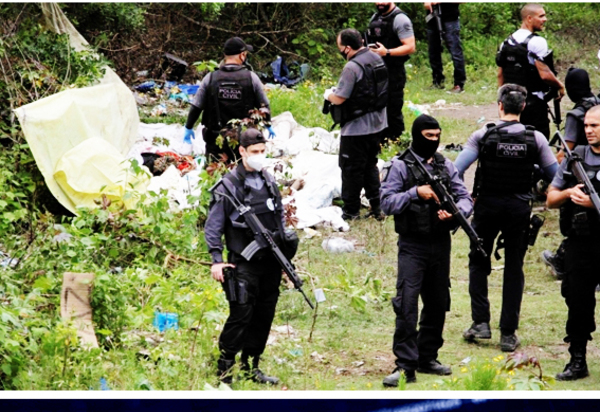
left=468, top=195, right=530, bottom=335
left=218, top=254, right=282, bottom=360
left=392, top=231, right=451, bottom=371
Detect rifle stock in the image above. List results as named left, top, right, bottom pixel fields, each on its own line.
left=407, top=149, right=487, bottom=258
left=212, top=178, right=315, bottom=309
left=550, top=131, right=600, bottom=218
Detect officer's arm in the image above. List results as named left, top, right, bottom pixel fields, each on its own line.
left=547, top=185, right=576, bottom=209
left=446, top=160, right=474, bottom=217
left=534, top=60, right=565, bottom=95
left=186, top=75, right=211, bottom=129
left=251, top=73, right=271, bottom=120
left=497, top=67, right=505, bottom=86
left=328, top=94, right=347, bottom=105
left=204, top=194, right=229, bottom=264
left=453, top=147, right=478, bottom=181
left=385, top=36, right=416, bottom=58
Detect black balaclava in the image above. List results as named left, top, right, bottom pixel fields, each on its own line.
left=565, top=68, right=594, bottom=103
left=411, top=114, right=441, bottom=159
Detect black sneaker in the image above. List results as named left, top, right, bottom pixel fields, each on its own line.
left=500, top=333, right=521, bottom=352
left=382, top=368, right=416, bottom=387
left=541, top=250, right=565, bottom=280
left=417, top=360, right=452, bottom=376
left=463, top=322, right=492, bottom=340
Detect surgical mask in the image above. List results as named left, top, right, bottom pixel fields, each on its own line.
left=246, top=153, right=268, bottom=171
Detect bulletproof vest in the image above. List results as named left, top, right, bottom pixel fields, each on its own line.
left=338, top=49, right=389, bottom=127
left=394, top=151, right=456, bottom=236
left=222, top=166, right=282, bottom=260
left=567, top=96, right=600, bottom=146
left=559, top=146, right=600, bottom=237
left=496, top=34, right=547, bottom=94
left=202, top=66, right=255, bottom=132
left=475, top=121, right=538, bottom=196
left=367, top=7, right=409, bottom=70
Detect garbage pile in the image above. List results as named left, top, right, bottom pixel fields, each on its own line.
left=126, top=110, right=361, bottom=231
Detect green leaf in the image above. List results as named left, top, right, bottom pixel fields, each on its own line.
left=1, top=364, right=11, bottom=376
left=144, top=274, right=162, bottom=285
left=33, top=277, right=52, bottom=291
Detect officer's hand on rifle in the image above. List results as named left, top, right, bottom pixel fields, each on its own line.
left=183, top=127, right=196, bottom=144
left=437, top=209, right=454, bottom=221
left=323, top=88, right=335, bottom=101
left=570, top=184, right=593, bottom=208
left=556, top=87, right=566, bottom=101
left=417, top=185, right=441, bottom=204
left=211, top=263, right=235, bottom=283
left=424, top=2, right=434, bottom=13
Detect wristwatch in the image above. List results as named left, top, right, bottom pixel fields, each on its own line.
left=386, top=50, right=391, bottom=57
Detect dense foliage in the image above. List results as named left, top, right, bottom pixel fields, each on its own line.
left=0, top=2, right=599, bottom=390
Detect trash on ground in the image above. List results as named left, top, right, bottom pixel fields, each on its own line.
left=153, top=311, right=179, bottom=332
left=322, top=237, right=354, bottom=253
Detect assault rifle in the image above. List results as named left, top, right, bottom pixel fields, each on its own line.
left=550, top=131, right=600, bottom=218
left=425, top=4, right=444, bottom=43
left=210, top=178, right=314, bottom=309
left=407, top=148, right=488, bottom=257
left=545, top=87, right=562, bottom=130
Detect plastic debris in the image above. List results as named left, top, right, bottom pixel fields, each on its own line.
left=153, top=311, right=179, bottom=332
left=321, top=237, right=354, bottom=253
left=135, top=81, right=157, bottom=93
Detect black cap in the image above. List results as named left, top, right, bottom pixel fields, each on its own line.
left=240, top=128, right=267, bottom=148
left=223, top=37, right=254, bottom=56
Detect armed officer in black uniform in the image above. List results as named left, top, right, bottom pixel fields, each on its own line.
left=454, top=84, right=558, bottom=352
left=547, top=105, right=600, bottom=381
left=380, top=114, right=473, bottom=386
left=367, top=2, right=416, bottom=142
left=542, top=68, right=600, bottom=278
left=205, top=129, right=284, bottom=385
left=496, top=3, right=564, bottom=139
left=184, top=37, right=271, bottom=163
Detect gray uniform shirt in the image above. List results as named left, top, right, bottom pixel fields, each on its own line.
left=380, top=152, right=473, bottom=218
left=335, top=52, right=387, bottom=136
left=457, top=121, right=557, bottom=201
left=551, top=146, right=600, bottom=190
left=392, top=10, right=414, bottom=40
left=191, top=64, right=270, bottom=111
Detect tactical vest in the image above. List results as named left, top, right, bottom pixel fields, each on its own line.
left=559, top=146, right=600, bottom=237
left=496, top=34, right=547, bottom=94
left=474, top=121, right=538, bottom=196
left=222, top=166, right=283, bottom=260
left=337, top=48, right=388, bottom=127
left=567, top=96, right=600, bottom=146
left=367, top=7, right=409, bottom=70
left=202, top=66, right=255, bottom=133
left=394, top=151, right=457, bottom=236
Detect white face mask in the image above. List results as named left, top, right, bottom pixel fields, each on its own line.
left=246, top=153, right=268, bottom=171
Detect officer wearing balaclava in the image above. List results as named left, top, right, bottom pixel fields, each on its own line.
left=541, top=68, right=600, bottom=287
left=379, top=114, right=473, bottom=387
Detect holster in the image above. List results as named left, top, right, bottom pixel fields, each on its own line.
left=222, top=267, right=249, bottom=305
left=223, top=267, right=238, bottom=303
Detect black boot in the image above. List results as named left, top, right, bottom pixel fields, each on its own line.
left=241, top=354, right=279, bottom=385
left=556, top=341, right=589, bottom=381
left=217, top=358, right=235, bottom=385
